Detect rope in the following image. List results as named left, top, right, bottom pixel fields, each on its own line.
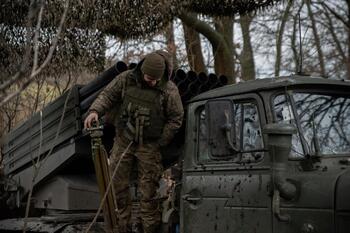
left=84, top=141, right=133, bottom=233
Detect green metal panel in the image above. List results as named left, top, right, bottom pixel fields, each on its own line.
left=2, top=86, right=81, bottom=175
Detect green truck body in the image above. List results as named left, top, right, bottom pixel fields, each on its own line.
left=1, top=65, right=350, bottom=233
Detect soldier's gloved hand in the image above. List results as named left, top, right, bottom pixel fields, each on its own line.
left=84, top=111, right=99, bottom=129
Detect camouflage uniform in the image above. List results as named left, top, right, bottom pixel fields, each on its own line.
left=89, top=53, right=183, bottom=233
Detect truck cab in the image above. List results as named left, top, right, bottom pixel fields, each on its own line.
left=180, top=76, right=350, bottom=233
left=1, top=72, right=350, bottom=233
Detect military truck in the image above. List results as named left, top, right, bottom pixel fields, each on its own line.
left=1, top=62, right=350, bottom=233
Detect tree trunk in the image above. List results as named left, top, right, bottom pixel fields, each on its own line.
left=213, top=16, right=235, bottom=80
left=239, top=13, right=256, bottom=81
left=181, top=13, right=206, bottom=73
left=179, top=12, right=235, bottom=83
left=165, top=21, right=179, bottom=70
left=321, top=0, right=350, bottom=79
left=291, top=14, right=300, bottom=73
left=275, top=0, right=293, bottom=77
left=0, top=110, right=3, bottom=141
left=323, top=4, right=347, bottom=75
left=306, top=0, right=326, bottom=77
left=347, top=0, right=350, bottom=79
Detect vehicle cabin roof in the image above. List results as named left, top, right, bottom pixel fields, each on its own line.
left=189, top=75, right=350, bottom=103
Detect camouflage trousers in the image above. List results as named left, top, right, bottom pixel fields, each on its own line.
left=110, top=135, right=163, bottom=233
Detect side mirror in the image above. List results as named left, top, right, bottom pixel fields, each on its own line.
left=205, top=99, right=238, bottom=158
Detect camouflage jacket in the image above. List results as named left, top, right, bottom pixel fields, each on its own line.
left=89, top=67, right=184, bottom=147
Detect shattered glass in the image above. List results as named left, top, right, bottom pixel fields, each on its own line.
left=294, top=93, right=350, bottom=155
left=273, top=93, right=350, bottom=157
left=197, top=101, right=264, bottom=163
left=274, top=94, right=304, bottom=158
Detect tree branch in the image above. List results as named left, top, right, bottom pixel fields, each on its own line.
left=318, top=2, right=350, bottom=28
left=0, top=0, right=41, bottom=93
left=178, top=12, right=224, bottom=51
left=32, top=3, right=45, bottom=74
left=0, top=0, right=69, bottom=108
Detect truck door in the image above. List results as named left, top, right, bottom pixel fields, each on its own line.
left=181, top=94, right=271, bottom=233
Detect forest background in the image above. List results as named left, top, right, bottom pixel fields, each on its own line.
left=0, top=0, right=349, bottom=144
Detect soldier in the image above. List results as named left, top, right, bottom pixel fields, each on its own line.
left=84, top=50, right=184, bottom=233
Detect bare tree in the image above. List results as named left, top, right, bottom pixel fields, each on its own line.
left=179, top=13, right=235, bottom=83
left=182, top=13, right=207, bottom=73
left=214, top=16, right=235, bottom=79
left=290, top=5, right=304, bottom=74
left=165, top=22, right=179, bottom=70
left=319, top=0, right=350, bottom=79
left=306, top=0, right=326, bottom=77
left=275, top=0, right=293, bottom=77
left=0, top=0, right=69, bottom=107
left=239, top=13, right=256, bottom=81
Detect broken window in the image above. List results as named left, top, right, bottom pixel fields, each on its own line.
left=197, top=100, right=264, bottom=163
left=273, top=94, right=304, bottom=158
left=273, top=92, right=350, bottom=157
